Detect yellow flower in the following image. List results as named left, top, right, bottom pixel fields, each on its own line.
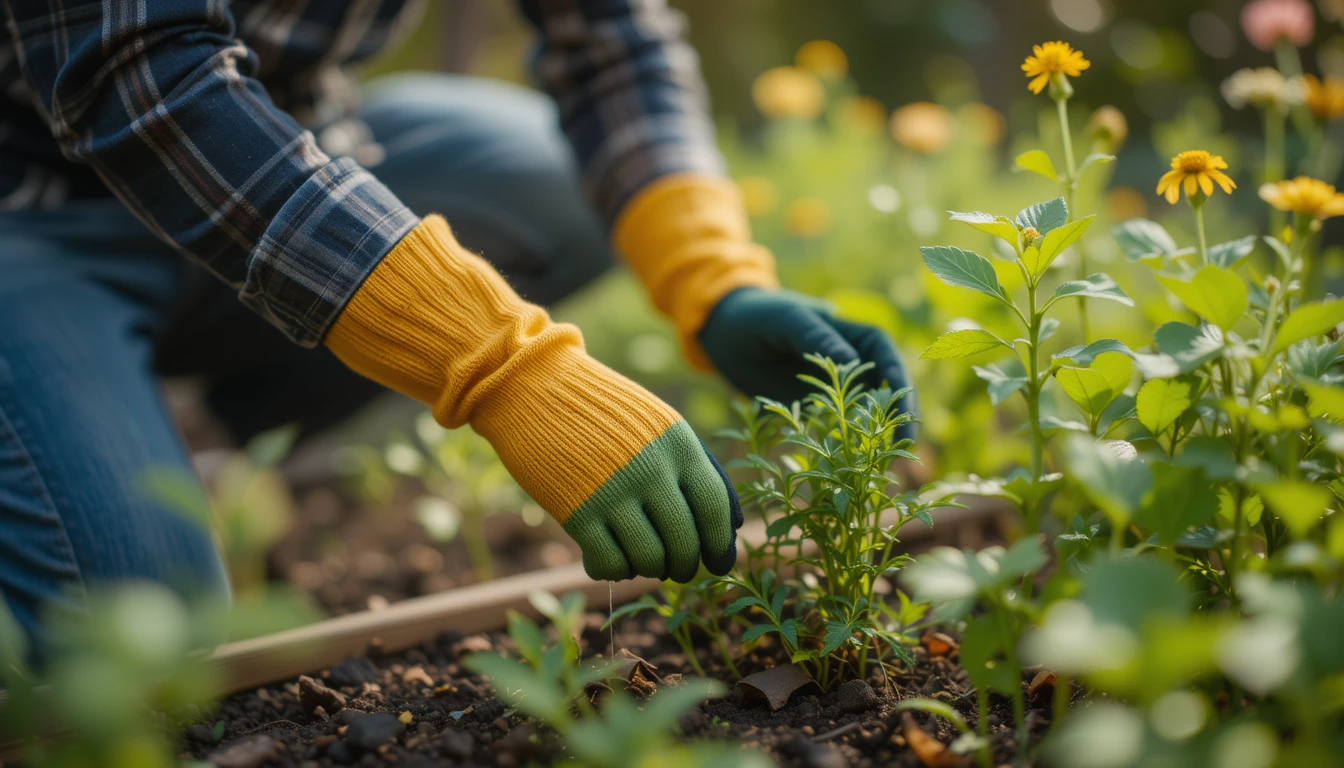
left=796, top=40, right=848, bottom=78
left=1156, top=151, right=1236, bottom=204
left=841, top=96, right=887, bottom=135
left=752, top=66, right=825, bottom=119
left=1022, top=41, right=1091, bottom=95
left=890, top=102, right=953, bottom=154
left=737, top=176, right=778, bottom=218
left=1302, top=74, right=1344, bottom=122
left=785, top=197, right=832, bottom=238
left=1259, top=176, right=1344, bottom=219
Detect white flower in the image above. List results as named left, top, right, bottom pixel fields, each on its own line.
left=1221, top=67, right=1304, bottom=112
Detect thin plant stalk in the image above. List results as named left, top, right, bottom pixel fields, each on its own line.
left=1053, top=672, right=1071, bottom=727
left=1191, top=195, right=1210, bottom=265
left=1024, top=279, right=1046, bottom=534
left=1265, top=107, right=1288, bottom=235
left=1275, top=40, right=1322, bottom=159
left=1054, top=87, right=1091, bottom=341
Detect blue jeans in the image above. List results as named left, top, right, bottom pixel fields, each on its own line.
left=0, top=74, right=612, bottom=654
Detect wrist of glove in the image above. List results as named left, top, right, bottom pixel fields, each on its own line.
left=698, top=287, right=919, bottom=441
left=326, top=216, right=741, bottom=582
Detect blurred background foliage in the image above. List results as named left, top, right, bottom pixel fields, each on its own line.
left=355, top=0, right=1344, bottom=480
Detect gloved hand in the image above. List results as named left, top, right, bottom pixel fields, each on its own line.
left=699, top=287, right=917, bottom=434
left=613, top=174, right=917, bottom=438
left=327, top=216, right=742, bottom=582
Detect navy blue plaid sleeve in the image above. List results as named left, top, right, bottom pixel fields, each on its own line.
left=518, top=0, right=727, bottom=224
left=1, top=0, right=417, bottom=347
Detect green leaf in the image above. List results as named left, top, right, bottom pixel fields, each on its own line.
left=640, top=678, right=727, bottom=733
left=1136, top=463, right=1218, bottom=546
left=742, top=624, right=777, bottom=643
left=1053, top=339, right=1134, bottom=368
left=1015, top=150, right=1059, bottom=181
left=1157, top=265, right=1248, bottom=332
left=1022, top=216, right=1094, bottom=279
left=822, top=621, right=853, bottom=655
left=1207, top=236, right=1257, bottom=269
left=921, top=329, right=1012, bottom=359
left=1081, top=557, right=1189, bottom=634
left=1057, top=367, right=1118, bottom=417
left=920, top=246, right=1010, bottom=303
left=973, top=361, right=1029, bottom=405
left=1136, top=377, right=1197, bottom=435
left=960, top=615, right=1020, bottom=695
left=246, top=424, right=299, bottom=468
left=779, top=618, right=799, bottom=649
left=724, top=596, right=764, bottom=616
left=1049, top=274, right=1135, bottom=307
left=1015, top=197, right=1069, bottom=235
left=667, top=610, right=690, bottom=633
left=1133, top=322, right=1225, bottom=378
left=996, top=537, right=1048, bottom=581
left=1264, top=236, right=1294, bottom=269
left=1066, top=436, right=1151, bottom=526
left=1079, top=153, right=1116, bottom=175
left=1113, top=219, right=1188, bottom=262
left=1271, top=299, right=1344, bottom=358
left=1301, top=379, right=1344, bottom=420
left=1257, top=481, right=1333, bottom=538
left=949, top=211, right=1020, bottom=249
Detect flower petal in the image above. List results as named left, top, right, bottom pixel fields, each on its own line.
left=1166, top=182, right=1182, bottom=205
left=1199, top=173, right=1215, bottom=197
left=1184, top=175, right=1199, bottom=198
left=1210, top=170, right=1237, bottom=194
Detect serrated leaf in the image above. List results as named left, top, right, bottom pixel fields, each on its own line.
left=1113, top=219, right=1186, bottom=262
left=1015, top=197, right=1069, bottom=235
left=667, top=609, right=690, bottom=633
left=779, top=618, right=799, bottom=649
left=1022, top=216, right=1094, bottom=279
left=1053, top=339, right=1134, bottom=368
left=1136, top=376, right=1197, bottom=435
left=922, top=329, right=1012, bottom=359
left=1207, top=236, right=1257, bottom=269
left=1015, top=150, right=1059, bottom=181
left=949, top=211, right=1021, bottom=248
left=1050, top=274, right=1134, bottom=306
left=921, top=246, right=1010, bottom=303
left=724, top=596, right=764, bottom=616
left=1157, top=266, right=1248, bottom=332
left=1133, top=322, right=1225, bottom=378
left=822, top=621, right=853, bottom=655
left=1066, top=435, right=1150, bottom=526
left=1271, top=299, right=1344, bottom=358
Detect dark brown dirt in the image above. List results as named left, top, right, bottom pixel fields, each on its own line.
left=183, top=597, right=1059, bottom=768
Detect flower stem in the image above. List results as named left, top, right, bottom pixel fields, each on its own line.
left=1275, top=40, right=1323, bottom=161
left=1055, top=95, right=1091, bottom=341
left=1052, top=672, right=1072, bottom=728
left=1192, top=198, right=1210, bottom=265
left=1025, top=286, right=1045, bottom=535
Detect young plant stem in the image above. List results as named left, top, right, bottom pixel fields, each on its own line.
left=1055, top=93, right=1091, bottom=341
left=1052, top=672, right=1071, bottom=727
left=1191, top=197, right=1210, bottom=265
left=677, top=627, right=708, bottom=677
left=465, top=514, right=495, bottom=583
left=1025, top=285, right=1046, bottom=534
left=1275, top=40, right=1323, bottom=158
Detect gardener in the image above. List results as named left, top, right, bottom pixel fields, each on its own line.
left=0, top=0, right=914, bottom=650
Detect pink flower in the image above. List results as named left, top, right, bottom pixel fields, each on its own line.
left=1241, top=0, right=1316, bottom=51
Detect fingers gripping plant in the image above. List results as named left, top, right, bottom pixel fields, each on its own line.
left=716, top=355, right=937, bottom=689
left=921, top=198, right=1134, bottom=533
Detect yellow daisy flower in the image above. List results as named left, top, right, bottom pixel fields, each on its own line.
left=1259, top=177, right=1344, bottom=220
left=1302, top=74, right=1344, bottom=122
left=1022, top=41, right=1091, bottom=95
left=1156, top=151, right=1236, bottom=204
left=890, top=102, right=953, bottom=154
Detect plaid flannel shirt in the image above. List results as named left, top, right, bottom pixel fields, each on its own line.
left=0, top=0, right=724, bottom=346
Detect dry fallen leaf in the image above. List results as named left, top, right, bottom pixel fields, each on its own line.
left=900, top=712, right=968, bottom=768
left=1027, top=670, right=1056, bottom=699
left=584, top=650, right=662, bottom=701
left=922, top=631, right=959, bottom=657
left=737, top=663, right=820, bottom=711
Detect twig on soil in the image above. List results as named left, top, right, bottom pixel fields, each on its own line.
left=812, top=721, right=863, bottom=742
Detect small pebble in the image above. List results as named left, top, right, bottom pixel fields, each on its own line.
left=327, top=657, right=379, bottom=688
left=345, top=712, right=405, bottom=751
left=207, top=735, right=279, bottom=768
left=399, top=711, right=414, bottom=725
left=439, top=729, right=474, bottom=761
left=326, top=740, right=354, bottom=765
left=834, top=679, right=880, bottom=713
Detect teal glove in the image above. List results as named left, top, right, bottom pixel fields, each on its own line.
left=698, top=288, right=918, bottom=438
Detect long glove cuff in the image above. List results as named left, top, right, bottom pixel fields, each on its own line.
left=613, top=174, right=780, bottom=370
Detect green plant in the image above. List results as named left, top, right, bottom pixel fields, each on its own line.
left=605, top=578, right=740, bottom=678
left=464, top=591, right=769, bottom=768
